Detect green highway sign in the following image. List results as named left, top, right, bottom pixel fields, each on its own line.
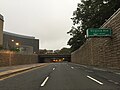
left=86, top=28, right=112, bottom=37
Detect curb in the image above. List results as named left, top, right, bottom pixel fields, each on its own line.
left=0, top=64, right=46, bottom=79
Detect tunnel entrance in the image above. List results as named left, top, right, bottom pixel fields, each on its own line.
left=38, top=54, right=71, bottom=63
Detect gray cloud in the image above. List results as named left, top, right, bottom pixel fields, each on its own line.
left=0, top=0, right=80, bottom=50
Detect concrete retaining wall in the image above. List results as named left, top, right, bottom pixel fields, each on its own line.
left=71, top=8, right=120, bottom=69
left=0, top=14, right=3, bottom=46
left=0, top=51, right=38, bottom=67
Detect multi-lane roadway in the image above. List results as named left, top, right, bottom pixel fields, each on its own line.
left=0, top=63, right=120, bottom=90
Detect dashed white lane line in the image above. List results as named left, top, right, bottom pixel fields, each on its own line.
left=114, top=82, right=119, bottom=85
left=108, top=80, right=119, bottom=85
left=71, top=67, right=74, bottom=69
left=93, top=68, right=106, bottom=71
left=87, top=75, right=103, bottom=85
left=80, top=65, right=87, bottom=68
left=41, top=77, right=49, bottom=87
left=53, top=68, right=55, bottom=70
left=115, top=72, right=120, bottom=75
left=85, top=70, right=93, bottom=73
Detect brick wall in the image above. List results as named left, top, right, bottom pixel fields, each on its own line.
left=71, top=8, right=120, bottom=69
left=0, top=51, right=38, bottom=67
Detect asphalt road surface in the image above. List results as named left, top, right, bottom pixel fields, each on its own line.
left=0, top=63, right=120, bottom=90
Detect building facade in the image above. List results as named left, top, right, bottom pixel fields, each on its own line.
left=3, top=31, right=39, bottom=54
left=0, top=14, right=4, bottom=47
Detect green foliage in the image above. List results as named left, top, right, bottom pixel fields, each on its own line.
left=54, top=48, right=71, bottom=54
left=58, top=48, right=71, bottom=54
left=39, top=49, right=47, bottom=54
left=0, top=45, right=3, bottom=50
left=10, top=48, right=20, bottom=52
left=68, top=0, right=120, bottom=52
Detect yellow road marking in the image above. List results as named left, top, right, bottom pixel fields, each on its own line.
left=0, top=64, right=48, bottom=81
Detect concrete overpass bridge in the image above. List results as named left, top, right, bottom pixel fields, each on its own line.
left=38, top=54, right=71, bottom=63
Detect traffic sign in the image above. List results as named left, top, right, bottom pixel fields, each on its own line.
left=86, top=28, right=112, bottom=37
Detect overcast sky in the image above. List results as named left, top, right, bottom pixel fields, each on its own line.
left=0, top=0, right=80, bottom=50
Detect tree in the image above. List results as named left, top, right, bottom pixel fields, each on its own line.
left=67, top=26, right=85, bottom=52
left=10, top=48, right=20, bottom=52
left=54, top=48, right=71, bottom=54
left=68, top=0, right=120, bottom=52
left=38, top=49, right=47, bottom=54
left=58, top=47, right=71, bottom=54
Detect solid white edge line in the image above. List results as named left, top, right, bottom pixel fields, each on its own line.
left=87, top=75, right=103, bottom=85
left=41, top=77, right=49, bottom=87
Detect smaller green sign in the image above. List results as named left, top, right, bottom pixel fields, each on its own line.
left=86, top=28, right=112, bottom=37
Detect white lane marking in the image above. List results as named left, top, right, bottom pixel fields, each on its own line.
left=41, top=77, right=49, bottom=87
left=114, top=82, right=119, bottom=85
left=71, top=67, right=74, bottom=69
left=85, top=70, right=93, bottom=73
left=87, top=75, right=103, bottom=85
left=108, top=80, right=114, bottom=82
left=108, top=80, right=119, bottom=85
left=93, top=68, right=106, bottom=71
left=53, top=68, right=55, bottom=70
left=80, top=65, right=87, bottom=68
left=115, top=73, right=120, bottom=75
